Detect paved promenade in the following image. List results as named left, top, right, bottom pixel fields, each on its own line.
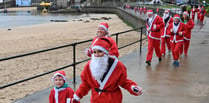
left=14, top=9, right=209, bottom=103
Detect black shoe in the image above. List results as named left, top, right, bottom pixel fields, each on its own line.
left=159, top=57, right=162, bottom=62
left=146, top=61, right=151, bottom=65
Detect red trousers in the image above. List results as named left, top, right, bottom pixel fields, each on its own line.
left=200, top=15, right=205, bottom=23
left=180, top=39, right=190, bottom=55
left=146, top=37, right=162, bottom=61
left=171, top=42, right=183, bottom=61
left=192, top=14, right=195, bottom=21
left=161, top=37, right=171, bottom=54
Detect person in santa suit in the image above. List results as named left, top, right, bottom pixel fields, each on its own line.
left=143, top=6, right=147, bottom=15
left=140, top=7, right=143, bottom=15
left=49, top=70, right=76, bottom=103
left=180, top=11, right=194, bottom=56
left=85, top=22, right=119, bottom=58
left=199, top=6, right=207, bottom=28
left=197, top=5, right=201, bottom=24
left=167, top=14, right=187, bottom=67
left=160, top=10, right=173, bottom=56
left=145, top=9, right=164, bottom=65
left=72, top=37, right=142, bottom=103
left=190, top=6, right=198, bottom=21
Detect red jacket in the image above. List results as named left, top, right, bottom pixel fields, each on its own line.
left=184, top=19, right=194, bottom=40
left=146, top=14, right=165, bottom=40
left=91, top=36, right=119, bottom=57
left=167, top=22, right=187, bottom=43
left=75, top=57, right=139, bottom=103
left=49, top=87, right=74, bottom=103
left=161, top=16, right=173, bottom=38
left=190, top=8, right=198, bottom=16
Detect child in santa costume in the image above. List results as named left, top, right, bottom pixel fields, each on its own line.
left=145, top=9, right=164, bottom=65
left=167, top=14, right=187, bottom=67
left=85, top=22, right=119, bottom=58
left=161, top=10, right=173, bottom=56
left=180, top=11, right=194, bottom=56
left=49, top=70, right=75, bottom=103
left=73, top=37, right=142, bottom=103
left=190, top=6, right=198, bottom=21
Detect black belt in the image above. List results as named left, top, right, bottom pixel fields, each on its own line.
left=151, top=30, right=160, bottom=32
left=95, top=88, right=107, bottom=92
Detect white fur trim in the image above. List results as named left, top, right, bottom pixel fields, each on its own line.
left=92, top=46, right=109, bottom=54
left=148, top=34, right=161, bottom=40
left=97, top=57, right=118, bottom=95
left=183, top=12, right=189, bottom=16
left=147, top=12, right=153, bottom=15
left=98, top=25, right=108, bottom=32
left=184, top=37, right=191, bottom=40
left=73, top=94, right=80, bottom=101
left=54, top=87, right=65, bottom=103
left=52, top=73, right=67, bottom=83
left=67, top=98, right=71, bottom=103
left=173, top=17, right=180, bottom=20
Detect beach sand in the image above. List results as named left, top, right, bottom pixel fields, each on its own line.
left=0, top=7, right=147, bottom=103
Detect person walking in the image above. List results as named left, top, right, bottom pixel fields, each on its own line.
left=72, top=37, right=142, bottom=103
left=199, top=6, right=207, bottom=29
left=190, top=6, right=198, bottom=22
left=85, top=22, right=119, bottom=58
left=180, top=11, right=194, bottom=56
left=167, top=14, right=187, bottom=67
left=145, top=9, right=164, bottom=65
left=161, top=10, right=173, bottom=56
left=49, top=71, right=75, bottom=103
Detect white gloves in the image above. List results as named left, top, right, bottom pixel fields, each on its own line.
left=170, top=29, right=173, bottom=33
left=131, top=85, right=142, bottom=95
left=147, top=28, right=151, bottom=32
left=154, top=24, right=156, bottom=30
left=72, top=94, right=80, bottom=103
left=179, top=32, right=183, bottom=36
left=85, top=48, right=93, bottom=57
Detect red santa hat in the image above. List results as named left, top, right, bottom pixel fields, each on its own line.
left=164, top=10, right=169, bottom=13
left=173, top=14, right=180, bottom=20
left=147, top=9, right=153, bottom=15
left=183, top=11, right=189, bottom=17
left=98, top=22, right=109, bottom=33
left=92, top=37, right=111, bottom=54
left=52, top=70, right=67, bottom=83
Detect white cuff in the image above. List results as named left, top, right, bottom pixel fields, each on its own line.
left=73, top=94, right=80, bottom=101
left=66, top=98, right=71, bottom=103
left=154, top=24, right=156, bottom=29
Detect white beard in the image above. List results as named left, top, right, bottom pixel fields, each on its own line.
left=90, top=55, right=109, bottom=80
left=163, top=14, right=169, bottom=19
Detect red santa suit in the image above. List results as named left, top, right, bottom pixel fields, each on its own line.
left=161, top=10, right=173, bottom=55
left=146, top=10, right=164, bottom=63
left=180, top=11, right=194, bottom=56
left=143, top=7, right=147, bottom=14
left=74, top=37, right=142, bottom=103
left=85, top=23, right=119, bottom=58
left=199, top=6, right=207, bottom=24
left=190, top=6, right=198, bottom=21
left=197, top=5, right=201, bottom=22
left=167, top=14, right=187, bottom=65
left=49, top=71, right=74, bottom=103
left=140, top=7, right=143, bottom=15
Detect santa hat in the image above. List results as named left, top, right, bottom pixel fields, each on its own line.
left=173, top=14, right=180, bottom=20
left=147, top=9, right=153, bottom=15
left=92, top=37, right=110, bottom=54
left=98, top=22, right=109, bottom=33
left=164, top=10, right=169, bottom=13
left=52, top=70, right=67, bottom=83
left=183, top=11, right=189, bottom=17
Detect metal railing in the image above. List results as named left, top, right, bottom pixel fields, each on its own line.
left=0, top=26, right=146, bottom=89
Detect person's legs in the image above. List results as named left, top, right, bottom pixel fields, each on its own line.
left=165, top=37, right=171, bottom=53
left=146, top=38, right=154, bottom=65
left=161, top=38, right=166, bottom=55
left=184, top=40, right=190, bottom=55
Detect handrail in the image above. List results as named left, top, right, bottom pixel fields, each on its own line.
left=0, top=26, right=146, bottom=89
